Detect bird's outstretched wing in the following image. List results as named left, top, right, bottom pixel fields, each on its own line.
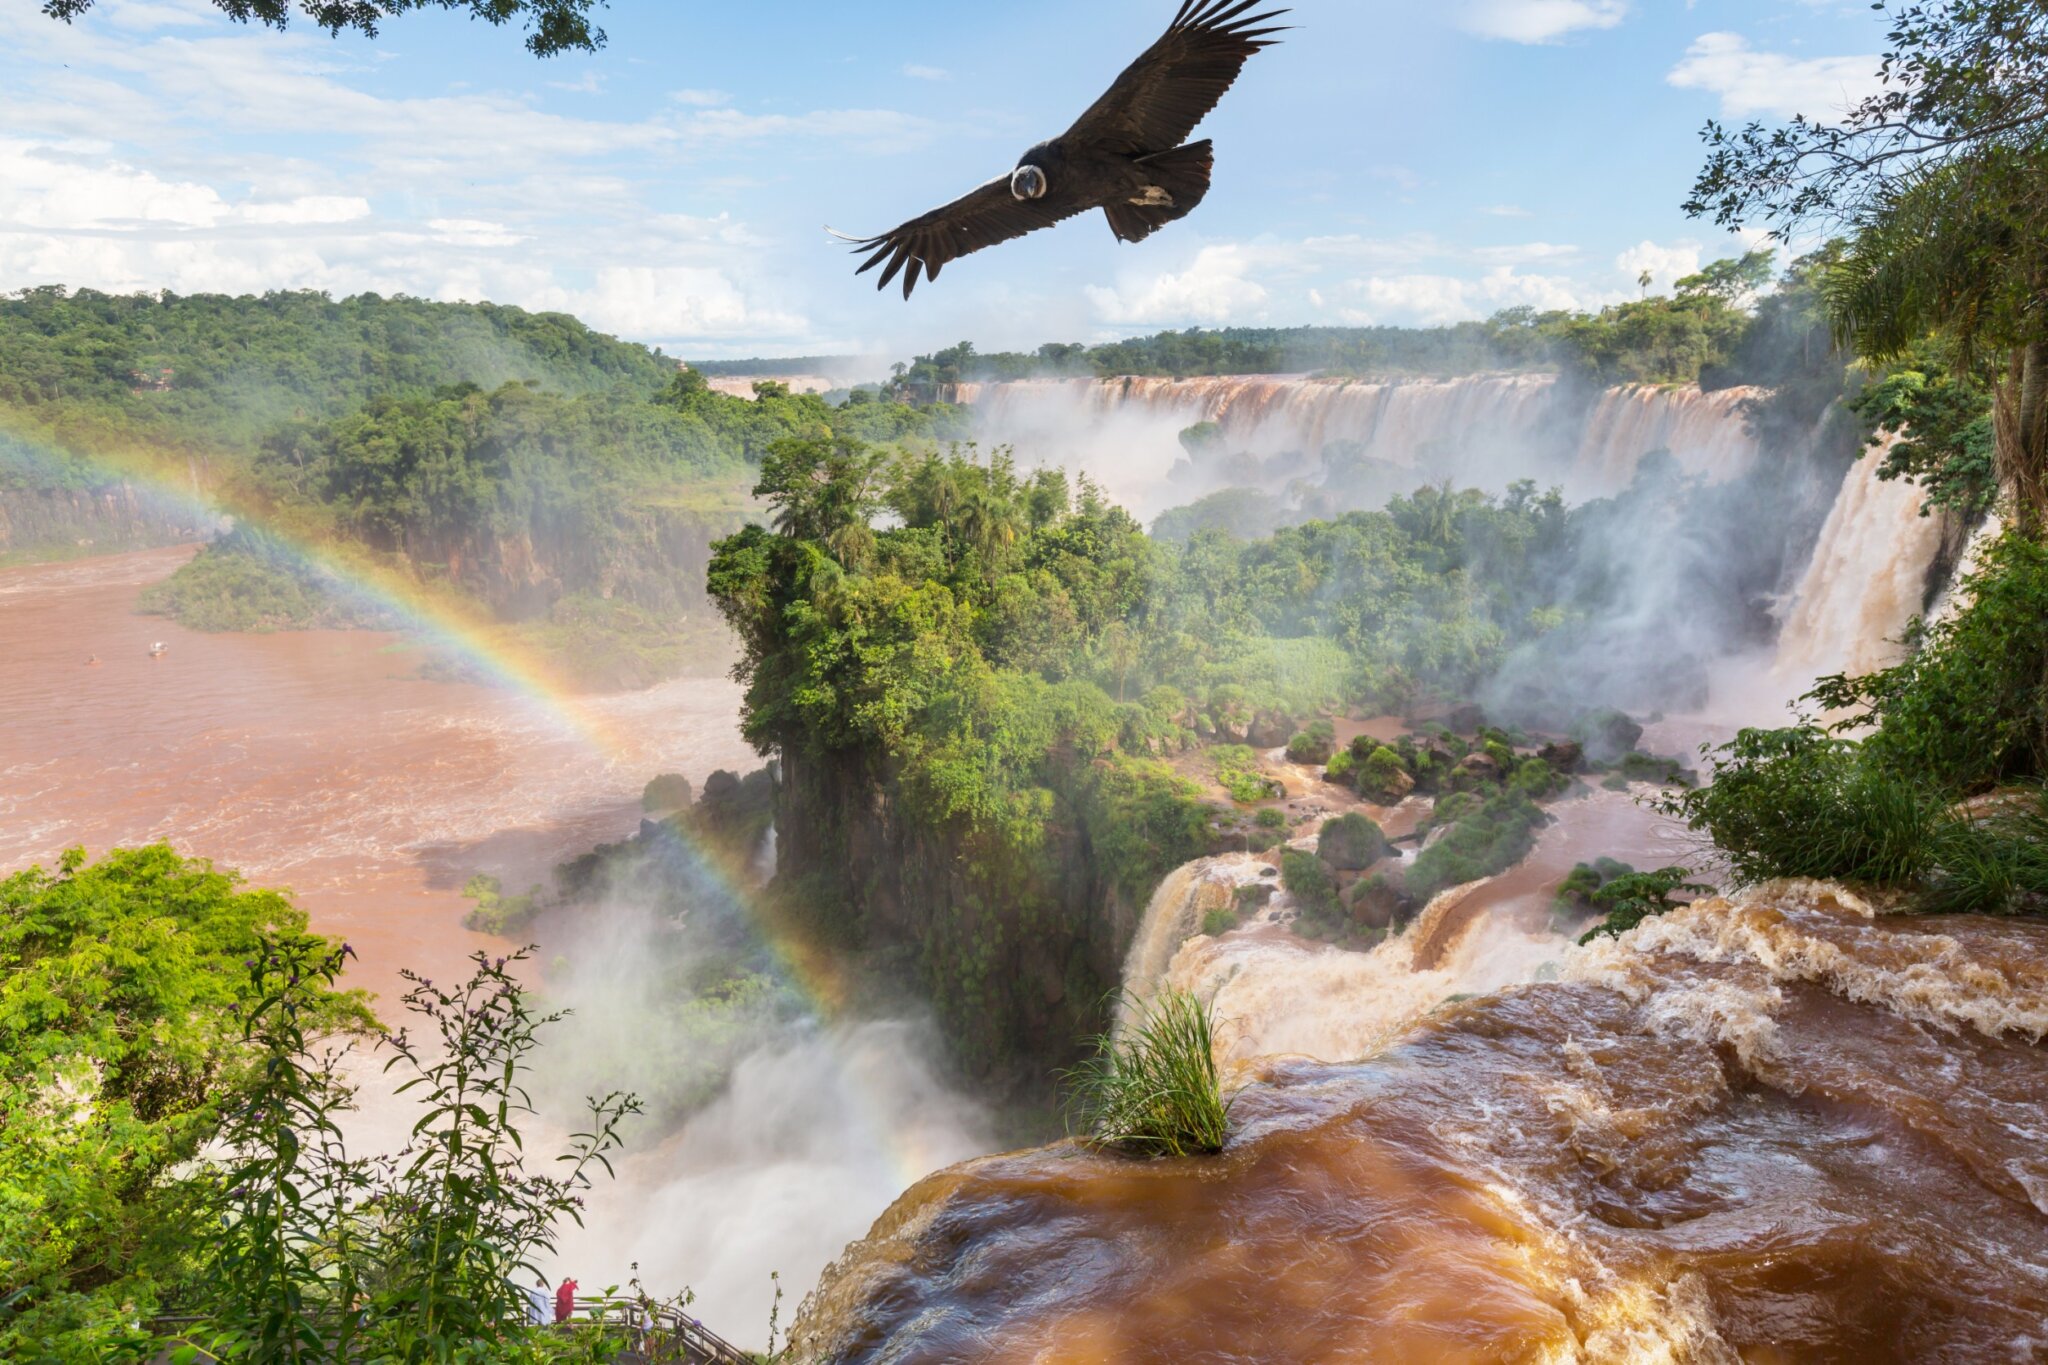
left=1066, top=0, right=1289, bottom=156
left=842, top=175, right=1090, bottom=299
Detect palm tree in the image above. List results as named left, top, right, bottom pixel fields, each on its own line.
left=955, top=484, right=1021, bottom=565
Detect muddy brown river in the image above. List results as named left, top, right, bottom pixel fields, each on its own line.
left=794, top=883, right=2048, bottom=1363
left=0, top=546, right=754, bottom=998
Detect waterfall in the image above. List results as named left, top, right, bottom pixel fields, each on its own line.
left=1574, top=383, right=1762, bottom=487
left=1927, top=513, right=2005, bottom=628
left=952, top=374, right=1765, bottom=514
left=1115, top=855, right=1264, bottom=1036
left=1773, top=438, right=1949, bottom=686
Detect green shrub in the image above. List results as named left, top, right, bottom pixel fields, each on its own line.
left=1214, top=745, right=1283, bottom=804
left=1356, top=745, right=1412, bottom=802
left=1661, top=726, right=1946, bottom=887
left=0, top=848, right=371, bottom=1358
left=1325, top=749, right=1356, bottom=785
left=1578, top=867, right=1714, bottom=943
left=1409, top=792, right=1548, bottom=901
left=1616, top=751, right=1691, bottom=786
left=1508, top=756, right=1569, bottom=799
left=1555, top=857, right=1638, bottom=911
left=1810, top=530, right=2048, bottom=792
left=1318, top=812, right=1388, bottom=871
left=1285, top=719, right=1337, bottom=765
left=1063, top=990, right=1233, bottom=1157
left=1201, top=906, right=1238, bottom=937
left=1254, top=806, right=1289, bottom=831
left=1918, top=789, right=2048, bottom=915
left=460, top=873, right=541, bottom=936
left=1280, top=848, right=1341, bottom=916
left=201, top=946, right=642, bottom=1360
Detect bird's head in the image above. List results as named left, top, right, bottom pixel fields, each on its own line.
left=1010, top=165, right=1048, bottom=202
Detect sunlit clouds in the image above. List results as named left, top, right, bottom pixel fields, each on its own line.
left=1666, top=32, right=1885, bottom=119
left=0, top=0, right=1899, bottom=354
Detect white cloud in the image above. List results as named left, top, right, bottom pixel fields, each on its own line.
left=426, top=218, right=526, bottom=248
left=676, top=107, right=937, bottom=152
left=530, top=266, right=807, bottom=340
left=1461, top=0, right=1628, bottom=44
left=101, top=0, right=216, bottom=30
left=1471, top=241, right=1579, bottom=266
left=0, top=138, right=227, bottom=227
left=902, top=64, right=950, bottom=82
left=1481, top=204, right=1532, bottom=218
left=671, top=88, right=732, bottom=107
left=1615, top=239, right=1701, bottom=291
left=243, top=195, right=370, bottom=225
left=1338, top=267, right=1585, bottom=326
left=1666, top=33, right=1883, bottom=118
left=1085, top=245, right=1271, bottom=326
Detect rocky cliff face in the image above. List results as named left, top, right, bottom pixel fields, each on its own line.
left=400, top=499, right=737, bottom=623
left=775, top=744, right=1193, bottom=1089
left=0, top=482, right=211, bottom=561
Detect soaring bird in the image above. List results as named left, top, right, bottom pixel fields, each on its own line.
left=842, top=0, right=1287, bottom=299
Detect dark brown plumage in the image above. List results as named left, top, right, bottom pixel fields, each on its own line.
left=841, top=0, right=1287, bottom=299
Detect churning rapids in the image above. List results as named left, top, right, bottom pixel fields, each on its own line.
left=794, top=883, right=2048, bottom=1363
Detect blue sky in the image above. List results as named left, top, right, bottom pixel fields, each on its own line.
left=0, top=0, right=1894, bottom=361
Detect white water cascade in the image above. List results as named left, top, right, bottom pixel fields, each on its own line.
left=1773, top=437, right=1950, bottom=686
left=951, top=374, right=1763, bottom=513
left=1114, top=854, right=1269, bottom=1036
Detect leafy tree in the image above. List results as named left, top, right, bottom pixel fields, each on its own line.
left=1851, top=350, right=2000, bottom=518
left=1687, top=0, right=2048, bottom=530
left=0, top=846, right=368, bottom=1359
left=40, top=0, right=607, bottom=55
left=1675, top=249, right=1776, bottom=307
left=755, top=435, right=887, bottom=554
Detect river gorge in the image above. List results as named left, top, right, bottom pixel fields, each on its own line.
left=5, top=372, right=2034, bottom=1358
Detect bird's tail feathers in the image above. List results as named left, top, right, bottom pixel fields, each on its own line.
left=1107, top=140, right=1215, bottom=244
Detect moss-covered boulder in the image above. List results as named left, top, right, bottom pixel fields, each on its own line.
left=1572, top=709, right=1645, bottom=766
left=1318, top=812, right=1389, bottom=871
left=1249, top=710, right=1296, bottom=749
left=1349, top=866, right=1411, bottom=930
left=1286, top=719, right=1337, bottom=766
left=1356, top=745, right=1416, bottom=802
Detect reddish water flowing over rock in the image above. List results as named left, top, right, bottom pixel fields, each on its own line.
left=793, top=883, right=2048, bottom=1363
left=0, top=546, right=753, bottom=998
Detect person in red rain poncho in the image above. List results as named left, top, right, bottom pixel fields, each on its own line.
left=554, top=1278, right=578, bottom=1324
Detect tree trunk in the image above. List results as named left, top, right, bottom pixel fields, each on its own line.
left=1995, top=339, right=2048, bottom=536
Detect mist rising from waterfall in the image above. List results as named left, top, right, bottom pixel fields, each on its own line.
left=524, top=845, right=991, bottom=1348
left=954, top=374, right=1765, bottom=521
left=550, top=1020, right=989, bottom=1347
left=954, top=373, right=1875, bottom=724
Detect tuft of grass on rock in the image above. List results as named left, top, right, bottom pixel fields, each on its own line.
left=1063, top=990, right=1233, bottom=1158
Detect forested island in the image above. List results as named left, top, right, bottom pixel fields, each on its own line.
left=0, top=292, right=962, bottom=686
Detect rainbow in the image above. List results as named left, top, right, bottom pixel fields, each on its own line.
left=1, top=415, right=942, bottom=1190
